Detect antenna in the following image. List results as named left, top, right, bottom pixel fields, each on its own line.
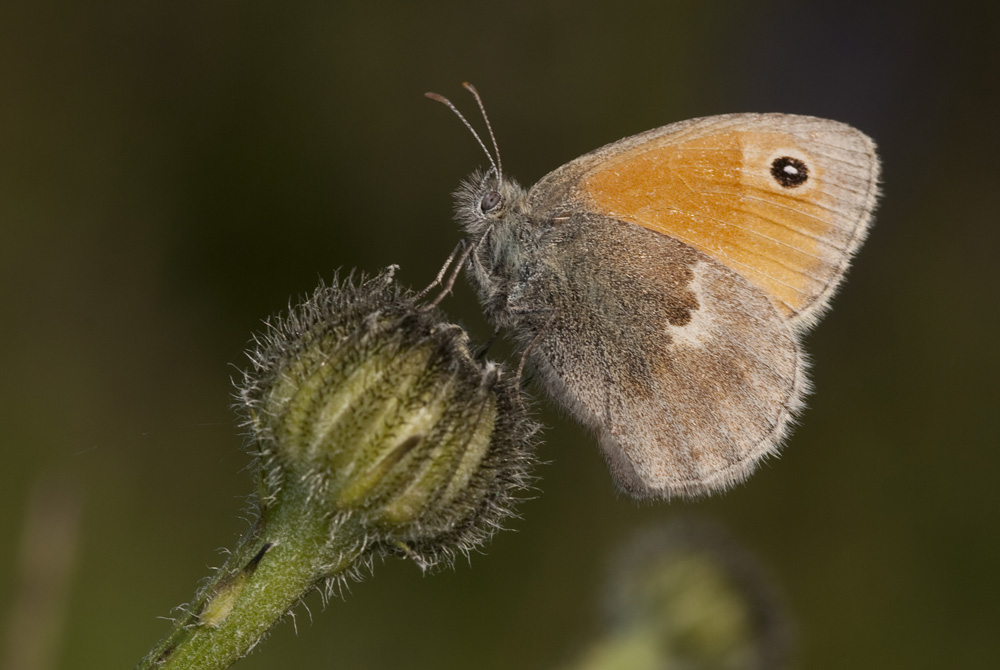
left=425, top=84, right=502, bottom=184
left=461, top=82, right=503, bottom=186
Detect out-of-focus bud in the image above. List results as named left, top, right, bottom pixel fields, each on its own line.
left=566, top=520, right=791, bottom=670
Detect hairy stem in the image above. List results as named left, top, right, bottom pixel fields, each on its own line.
left=136, top=490, right=361, bottom=670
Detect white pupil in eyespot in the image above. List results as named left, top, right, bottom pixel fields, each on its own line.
left=770, top=156, right=809, bottom=188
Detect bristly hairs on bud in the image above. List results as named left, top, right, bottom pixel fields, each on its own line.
left=137, top=267, right=539, bottom=670
left=237, top=266, right=538, bottom=571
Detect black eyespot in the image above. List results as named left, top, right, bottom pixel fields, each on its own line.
left=480, top=190, right=502, bottom=213
left=770, top=156, right=809, bottom=188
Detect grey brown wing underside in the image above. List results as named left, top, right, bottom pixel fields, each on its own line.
left=519, top=215, right=808, bottom=498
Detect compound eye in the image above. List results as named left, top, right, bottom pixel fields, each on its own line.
left=480, top=190, right=502, bottom=213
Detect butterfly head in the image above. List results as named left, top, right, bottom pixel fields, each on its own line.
left=453, top=167, right=527, bottom=239
left=426, top=84, right=530, bottom=240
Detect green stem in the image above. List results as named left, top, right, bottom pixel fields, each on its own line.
left=136, top=491, right=363, bottom=670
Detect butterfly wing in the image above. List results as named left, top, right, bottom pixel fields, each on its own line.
left=527, top=113, right=880, bottom=329
left=512, top=214, right=806, bottom=498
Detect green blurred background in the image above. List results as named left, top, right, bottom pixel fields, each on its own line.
left=1, top=1, right=997, bottom=668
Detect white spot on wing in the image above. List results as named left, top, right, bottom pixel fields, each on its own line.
left=665, top=261, right=714, bottom=349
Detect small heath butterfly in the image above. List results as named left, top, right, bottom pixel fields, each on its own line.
left=427, top=84, right=880, bottom=500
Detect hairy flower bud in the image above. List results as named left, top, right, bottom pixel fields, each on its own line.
left=137, top=268, right=538, bottom=670
left=238, top=267, right=537, bottom=568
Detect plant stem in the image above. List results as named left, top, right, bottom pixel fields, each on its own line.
left=136, top=491, right=362, bottom=670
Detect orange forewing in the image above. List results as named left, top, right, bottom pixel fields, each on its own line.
left=579, top=130, right=854, bottom=318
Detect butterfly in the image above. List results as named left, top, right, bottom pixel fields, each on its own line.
left=428, top=83, right=880, bottom=499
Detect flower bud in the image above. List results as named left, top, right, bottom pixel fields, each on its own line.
left=136, top=269, right=538, bottom=670
left=237, top=268, right=537, bottom=568
left=578, top=521, right=791, bottom=670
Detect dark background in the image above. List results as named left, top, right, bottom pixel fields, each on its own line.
left=1, top=1, right=997, bottom=668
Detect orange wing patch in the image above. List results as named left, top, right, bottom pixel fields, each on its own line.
left=580, top=131, right=852, bottom=318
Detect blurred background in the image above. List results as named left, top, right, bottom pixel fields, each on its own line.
left=1, top=1, right=997, bottom=668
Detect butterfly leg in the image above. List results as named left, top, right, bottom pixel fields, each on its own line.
left=416, top=239, right=468, bottom=304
